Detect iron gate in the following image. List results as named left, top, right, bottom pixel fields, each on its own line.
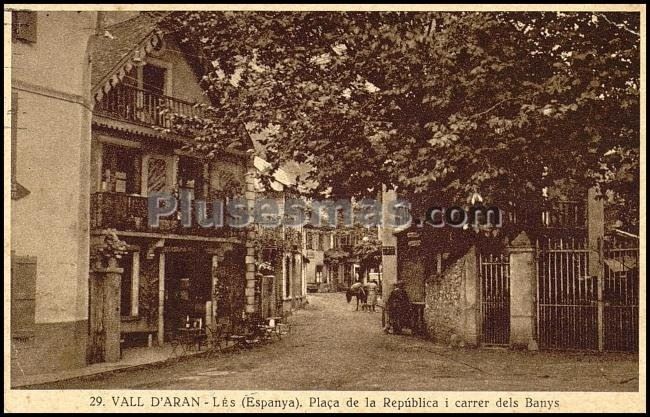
left=603, top=242, right=639, bottom=352
left=536, top=237, right=639, bottom=351
left=536, top=238, right=596, bottom=350
left=478, top=252, right=510, bottom=345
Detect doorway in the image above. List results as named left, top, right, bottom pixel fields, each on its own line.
left=163, top=251, right=212, bottom=335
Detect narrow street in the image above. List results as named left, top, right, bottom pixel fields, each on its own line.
left=32, top=293, right=638, bottom=391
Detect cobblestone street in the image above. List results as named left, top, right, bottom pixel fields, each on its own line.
left=32, top=293, right=638, bottom=391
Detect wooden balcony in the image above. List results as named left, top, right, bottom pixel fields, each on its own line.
left=90, top=192, right=245, bottom=241
left=94, top=84, right=204, bottom=130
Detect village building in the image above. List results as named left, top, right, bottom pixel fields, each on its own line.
left=252, top=156, right=307, bottom=317
left=304, top=220, right=382, bottom=293
left=87, top=12, right=261, bottom=362
left=11, top=10, right=100, bottom=377
left=10, top=11, right=303, bottom=378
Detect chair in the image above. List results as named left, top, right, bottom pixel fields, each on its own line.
left=205, top=323, right=227, bottom=354
left=228, top=321, right=249, bottom=353
left=169, top=330, right=192, bottom=359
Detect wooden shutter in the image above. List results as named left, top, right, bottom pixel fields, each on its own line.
left=147, top=158, right=167, bottom=193
left=13, top=11, right=37, bottom=43
left=11, top=254, right=37, bottom=338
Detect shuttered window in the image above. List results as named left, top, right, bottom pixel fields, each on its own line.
left=11, top=254, right=37, bottom=338
left=12, top=11, right=37, bottom=43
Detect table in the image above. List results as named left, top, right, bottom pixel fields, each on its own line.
left=176, top=327, right=207, bottom=351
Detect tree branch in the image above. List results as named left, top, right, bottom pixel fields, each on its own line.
left=596, top=13, right=640, bottom=37
left=467, top=93, right=535, bottom=120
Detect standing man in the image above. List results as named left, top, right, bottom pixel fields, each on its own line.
left=383, top=280, right=411, bottom=334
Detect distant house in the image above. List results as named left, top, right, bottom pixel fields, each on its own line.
left=305, top=215, right=381, bottom=293
left=252, top=157, right=307, bottom=316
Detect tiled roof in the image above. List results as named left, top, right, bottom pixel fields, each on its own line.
left=91, top=12, right=170, bottom=96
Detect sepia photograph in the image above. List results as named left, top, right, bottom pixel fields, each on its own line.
left=4, top=4, right=645, bottom=413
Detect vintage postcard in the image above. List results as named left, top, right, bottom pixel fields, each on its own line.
left=4, top=3, right=645, bottom=413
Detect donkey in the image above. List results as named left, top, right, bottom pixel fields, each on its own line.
left=346, top=285, right=368, bottom=311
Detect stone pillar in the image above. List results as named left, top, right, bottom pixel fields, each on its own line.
left=88, top=257, right=123, bottom=363
left=244, top=158, right=258, bottom=315
left=461, top=246, right=480, bottom=346
left=586, top=187, right=605, bottom=351
left=508, top=232, right=537, bottom=350
left=245, top=233, right=257, bottom=314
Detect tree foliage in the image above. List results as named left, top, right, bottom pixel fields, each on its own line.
left=161, top=11, right=640, bottom=219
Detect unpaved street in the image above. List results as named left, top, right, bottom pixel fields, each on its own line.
left=32, top=293, right=638, bottom=391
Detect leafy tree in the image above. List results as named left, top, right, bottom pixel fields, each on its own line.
left=160, top=11, right=640, bottom=224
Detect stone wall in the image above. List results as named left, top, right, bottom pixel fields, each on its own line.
left=423, top=247, right=479, bottom=347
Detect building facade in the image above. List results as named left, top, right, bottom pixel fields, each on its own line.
left=11, top=11, right=99, bottom=377
left=251, top=158, right=308, bottom=316
left=10, top=11, right=280, bottom=377
left=305, top=225, right=381, bottom=293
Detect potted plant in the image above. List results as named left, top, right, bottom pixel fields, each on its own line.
left=91, top=228, right=128, bottom=269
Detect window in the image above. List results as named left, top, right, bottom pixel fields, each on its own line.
left=322, top=232, right=330, bottom=250
left=315, top=265, right=323, bottom=283
left=178, top=156, right=204, bottom=199
left=122, top=64, right=167, bottom=95
left=316, top=233, right=323, bottom=250
left=12, top=11, right=37, bottom=43
left=305, top=231, right=313, bottom=250
left=101, top=145, right=141, bottom=194
left=335, top=234, right=350, bottom=249
left=142, top=64, right=166, bottom=95
left=11, top=254, right=36, bottom=338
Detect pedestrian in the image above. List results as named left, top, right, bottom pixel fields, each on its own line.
left=383, top=280, right=411, bottom=334
left=365, top=279, right=379, bottom=312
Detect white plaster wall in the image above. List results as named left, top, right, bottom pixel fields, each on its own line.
left=11, top=11, right=97, bottom=323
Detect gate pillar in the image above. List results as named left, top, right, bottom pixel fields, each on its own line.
left=586, top=187, right=605, bottom=351
left=508, top=232, right=537, bottom=350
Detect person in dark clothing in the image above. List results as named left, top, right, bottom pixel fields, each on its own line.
left=383, top=280, right=411, bottom=334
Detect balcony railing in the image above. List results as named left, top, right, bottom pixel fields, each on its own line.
left=91, top=192, right=245, bottom=240
left=94, top=84, right=204, bottom=130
